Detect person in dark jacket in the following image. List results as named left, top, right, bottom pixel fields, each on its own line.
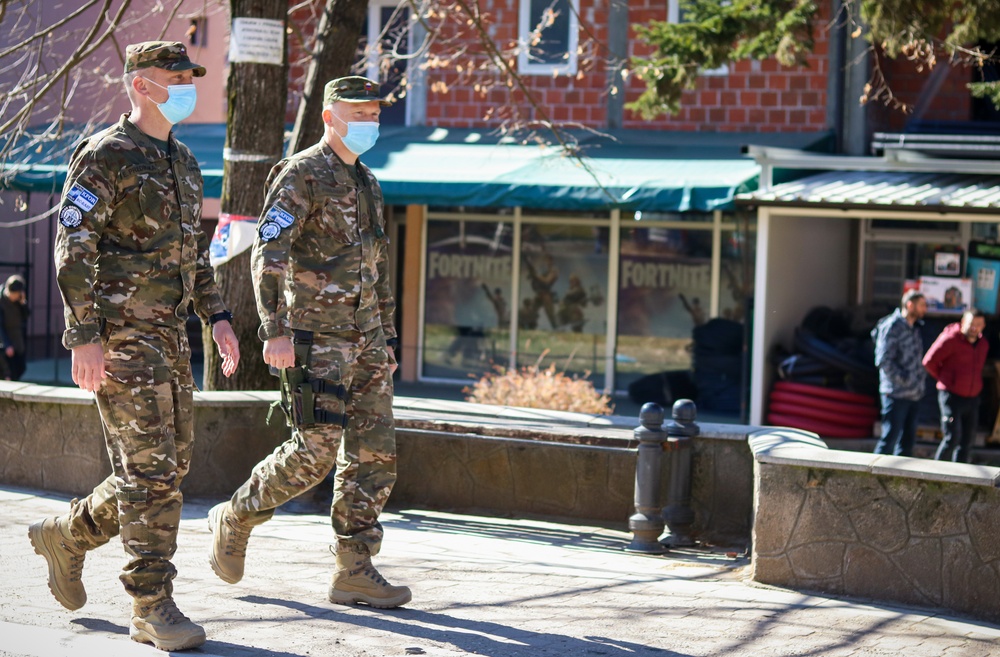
left=872, top=290, right=927, bottom=457
left=0, top=275, right=29, bottom=381
left=922, top=309, right=989, bottom=463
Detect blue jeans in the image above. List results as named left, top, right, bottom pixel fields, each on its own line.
left=873, top=395, right=920, bottom=457
left=934, top=390, right=979, bottom=464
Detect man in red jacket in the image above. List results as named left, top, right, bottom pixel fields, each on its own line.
left=922, top=309, right=989, bottom=463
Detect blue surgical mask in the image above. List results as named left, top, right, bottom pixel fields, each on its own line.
left=332, top=114, right=379, bottom=155
left=143, top=77, right=197, bottom=124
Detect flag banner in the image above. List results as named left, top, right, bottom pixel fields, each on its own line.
left=210, top=213, right=258, bottom=267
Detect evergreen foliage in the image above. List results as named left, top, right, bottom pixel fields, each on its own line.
left=629, top=0, right=1000, bottom=118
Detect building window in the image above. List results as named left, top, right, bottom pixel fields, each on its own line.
left=518, top=0, right=579, bottom=75
left=363, top=0, right=412, bottom=125
left=667, top=0, right=728, bottom=76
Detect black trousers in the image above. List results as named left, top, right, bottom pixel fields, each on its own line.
left=935, top=390, right=979, bottom=464
left=1, top=350, right=26, bottom=381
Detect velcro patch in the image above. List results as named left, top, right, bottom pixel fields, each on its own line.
left=65, top=184, right=98, bottom=212
left=265, top=204, right=296, bottom=228
left=59, top=205, right=83, bottom=228
left=259, top=221, right=281, bottom=242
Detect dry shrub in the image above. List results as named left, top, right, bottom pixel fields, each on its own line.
left=464, top=362, right=614, bottom=415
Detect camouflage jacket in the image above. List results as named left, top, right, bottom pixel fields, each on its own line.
left=251, top=140, right=396, bottom=342
left=55, top=114, right=227, bottom=349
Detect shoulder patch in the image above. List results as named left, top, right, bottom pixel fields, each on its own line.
left=265, top=204, right=296, bottom=228
left=65, top=184, right=99, bottom=212
left=259, top=221, right=282, bottom=242
left=59, top=205, right=83, bottom=228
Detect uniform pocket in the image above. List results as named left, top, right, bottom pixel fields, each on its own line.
left=322, top=198, right=360, bottom=244
left=97, top=360, right=173, bottom=437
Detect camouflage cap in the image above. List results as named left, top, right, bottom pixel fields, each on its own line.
left=323, top=76, right=392, bottom=106
left=124, top=41, right=206, bottom=77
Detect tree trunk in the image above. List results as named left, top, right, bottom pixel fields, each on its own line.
left=287, top=0, right=369, bottom=155
left=203, top=0, right=288, bottom=391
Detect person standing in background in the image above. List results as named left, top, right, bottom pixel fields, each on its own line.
left=922, top=309, right=989, bottom=463
left=872, top=290, right=928, bottom=457
left=0, top=275, right=29, bottom=380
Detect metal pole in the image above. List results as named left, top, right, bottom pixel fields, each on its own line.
left=626, top=402, right=668, bottom=554
left=662, top=399, right=699, bottom=548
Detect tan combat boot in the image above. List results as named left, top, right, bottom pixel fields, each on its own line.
left=328, top=549, right=412, bottom=609
left=28, top=516, right=87, bottom=610
left=208, top=502, right=252, bottom=584
left=130, top=598, right=206, bottom=651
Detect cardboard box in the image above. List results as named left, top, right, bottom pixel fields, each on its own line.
left=919, top=276, right=972, bottom=315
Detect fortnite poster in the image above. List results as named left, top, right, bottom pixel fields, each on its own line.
left=424, top=221, right=513, bottom=329
left=423, top=221, right=514, bottom=377
left=518, top=225, right=608, bottom=335
left=618, top=228, right=713, bottom=338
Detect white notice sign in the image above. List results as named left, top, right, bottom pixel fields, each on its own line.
left=229, top=17, right=284, bottom=65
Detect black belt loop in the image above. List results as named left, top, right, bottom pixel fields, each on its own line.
left=310, top=378, right=349, bottom=400
left=314, top=409, right=349, bottom=428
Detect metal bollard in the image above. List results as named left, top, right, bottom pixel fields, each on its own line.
left=626, top=402, right=668, bottom=554
left=661, top=399, right=699, bottom=548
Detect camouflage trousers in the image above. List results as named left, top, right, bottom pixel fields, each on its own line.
left=230, top=327, right=397, bottom=556
left=66, top=320, right=194, bottom=603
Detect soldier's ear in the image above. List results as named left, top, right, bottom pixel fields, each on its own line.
left=132, top=75, right=150, bottom=98
left=321, top=107, right=333, bottom=126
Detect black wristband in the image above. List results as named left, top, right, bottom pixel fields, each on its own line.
left=209, top=310, right=233, bottom=325
left=386, top=337, right=399, bottom=349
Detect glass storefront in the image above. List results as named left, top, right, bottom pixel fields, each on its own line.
left=517, top=223, right=610, bottom=387
left=418, top=208, right=756, bottom=395
left=422, top=219, right=513, bottom=380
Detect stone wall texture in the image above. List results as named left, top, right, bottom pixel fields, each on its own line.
left=750, top=430, right=1000, bottom=625
left=0, top=382, right=753, bottom=546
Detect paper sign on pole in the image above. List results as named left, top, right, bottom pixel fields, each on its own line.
left=229, top=17, right=284, bottom=66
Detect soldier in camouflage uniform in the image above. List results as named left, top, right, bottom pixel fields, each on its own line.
left=208, top=76, right=410, bottom=609
left=28, top=42, right=240, bottom=652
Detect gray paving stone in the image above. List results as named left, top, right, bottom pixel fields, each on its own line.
left=2, top=484, right=999, bottom=656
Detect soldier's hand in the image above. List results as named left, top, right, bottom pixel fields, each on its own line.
left=212, top=320, right=240, bottom=378
left=263, top=336, right=295, bottom=370
left=388, top=345, right=398, bottom=375
left=71, top=343, right=106, bottom=392
left=4, top=346, right=12, bottom=358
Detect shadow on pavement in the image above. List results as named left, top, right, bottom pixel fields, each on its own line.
left=239, top=595, right=694, bottom=657
left=392, top=509, right=749, bottom=571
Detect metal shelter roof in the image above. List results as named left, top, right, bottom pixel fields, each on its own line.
left=737, top=169, right=1000, bottom=214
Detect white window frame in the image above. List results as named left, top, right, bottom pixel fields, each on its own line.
left=517, top=0, right=580, bottom=76
left=366, top=0, right=408, bottom=81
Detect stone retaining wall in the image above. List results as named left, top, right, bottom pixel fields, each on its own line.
left=8, top=380, right=1000, bottom=621
left=0, top=382, right=753, bottom=546
left=749, top=428, right=1000, bottom=624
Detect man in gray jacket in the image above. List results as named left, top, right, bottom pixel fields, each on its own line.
left=872, top=290, right=928, bottom=456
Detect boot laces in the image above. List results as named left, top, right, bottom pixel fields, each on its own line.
left=56, top=529, right=86, bottom=583
left=149, top=599, right=189, bottom=625
left=224, top=516, right=251, bottom=557
left=362, top=564, right=389, bottom=586
left=63, top=545, right=85, bottom=582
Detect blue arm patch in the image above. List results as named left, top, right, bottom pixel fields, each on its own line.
left=265, top=205, right=296, bottom=228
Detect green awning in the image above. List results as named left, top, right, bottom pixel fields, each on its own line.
left=2, top=124, right=831, bottom=212
left=367, top=126, right=832, bottom=212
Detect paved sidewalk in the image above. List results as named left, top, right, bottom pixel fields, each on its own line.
left=2, top=486, right=998, bottom=657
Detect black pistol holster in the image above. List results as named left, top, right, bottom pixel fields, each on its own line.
left=269, top=330, right=350, bottom=429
